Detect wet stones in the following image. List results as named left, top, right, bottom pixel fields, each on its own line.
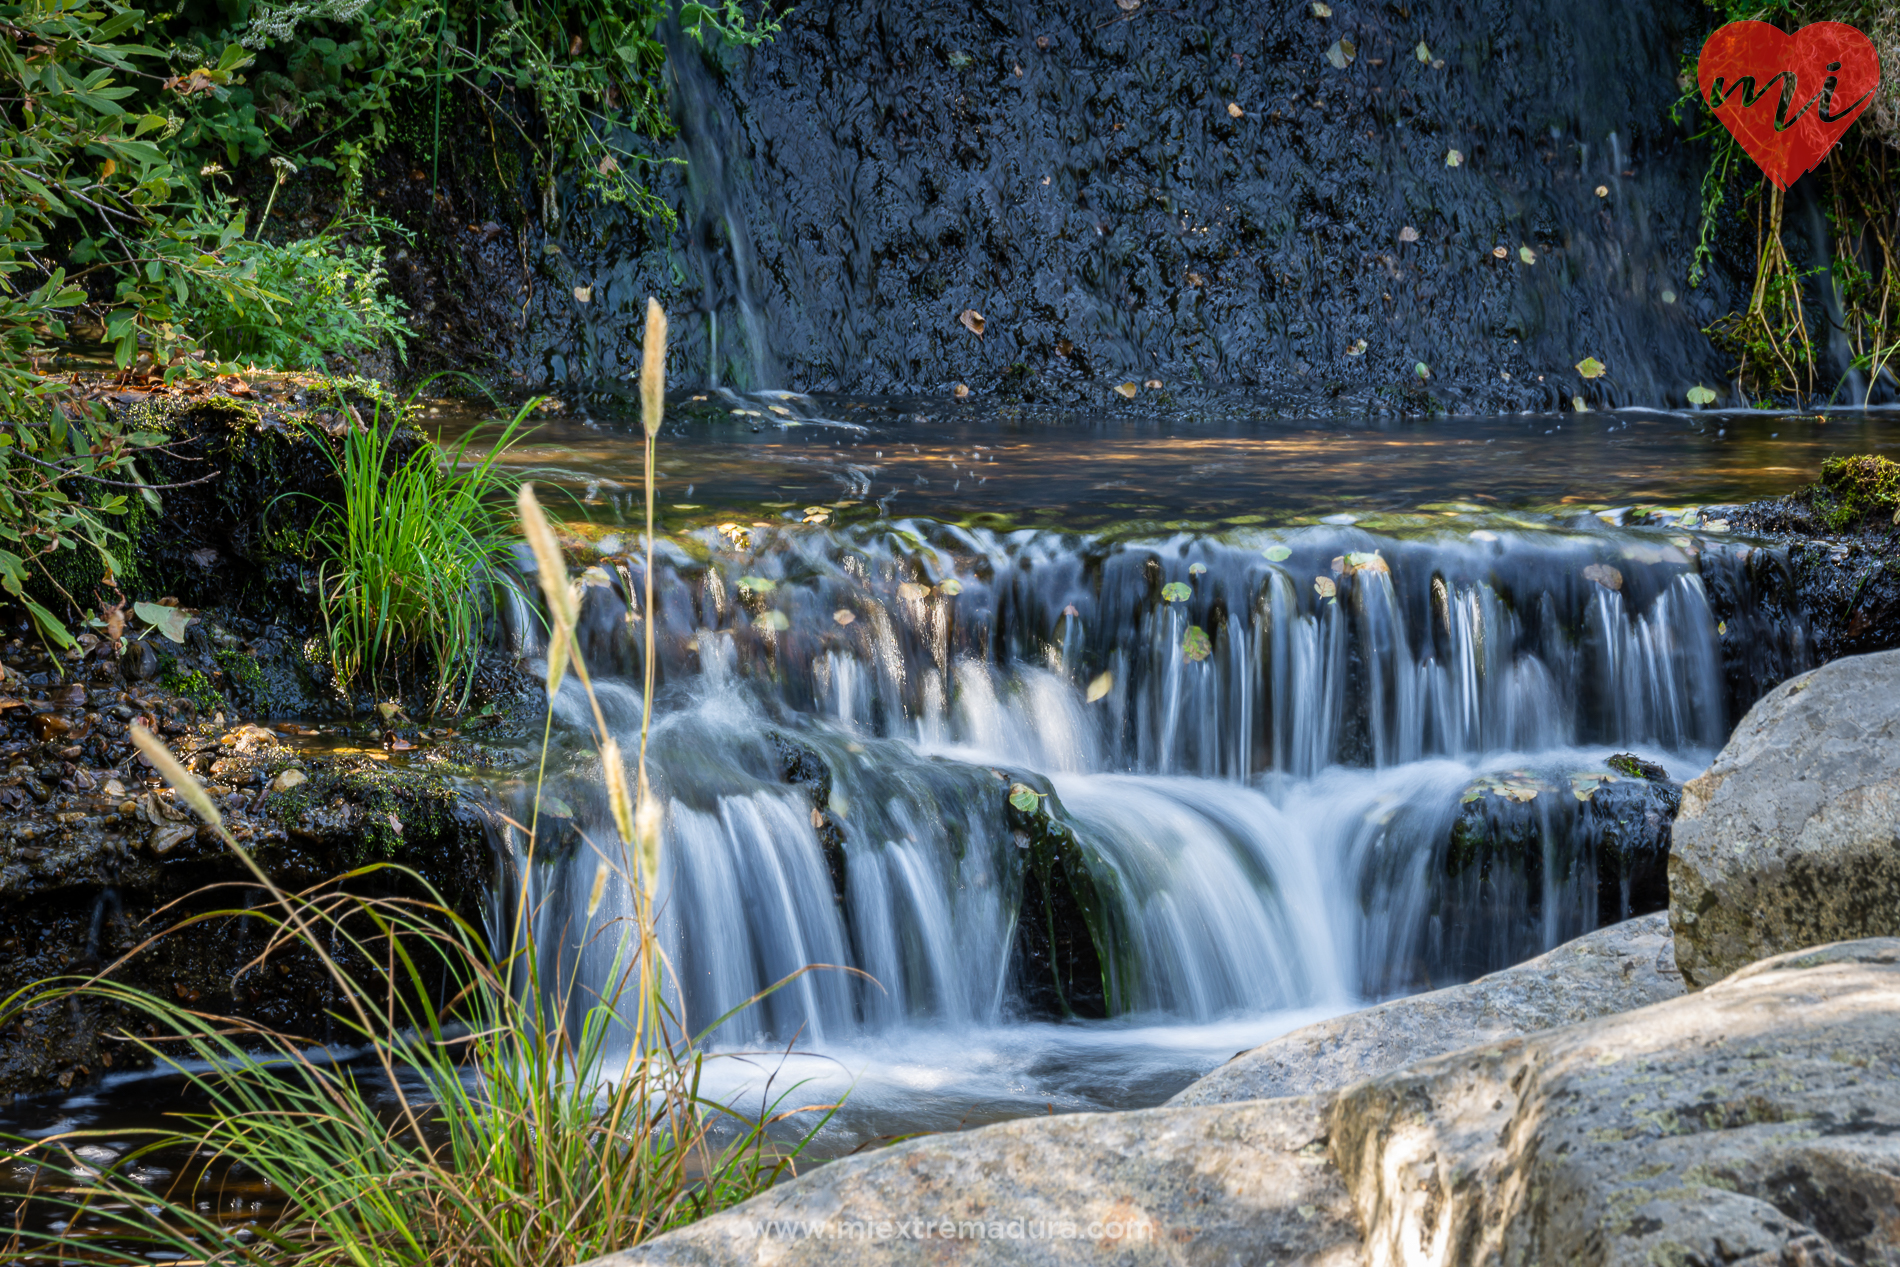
left=1005, top=775, right=1118, bottom=1021
left=1670, top=649, right=1900, bottom=988
left=1429, top=757, right=1680, bottom=983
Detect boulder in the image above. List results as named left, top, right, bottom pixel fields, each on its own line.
left=1331, top=938, right=1900, bottom=1266
left=588, top=1095, right=1361, bottom=1266
left=1669, top=648, right=1900, bottom=987
left=1170, top=913, right=1681, bottom=1107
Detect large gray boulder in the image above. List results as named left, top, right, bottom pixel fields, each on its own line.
left=1170, top=914, right=1681, bottom=1107
left=1331, top=937, right=1900, bottom=1266
left=1669, top=648, right=1900, bottom=987
left=591, top=938, right=1899, bottom=1267
left=592, top=1095, right=1362, bottom=1266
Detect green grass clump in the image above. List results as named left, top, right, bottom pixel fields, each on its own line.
left=302, top=395, right=532, bottom=712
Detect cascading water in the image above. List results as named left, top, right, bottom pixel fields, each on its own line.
left=488, top=514, right=1802, bottom=1145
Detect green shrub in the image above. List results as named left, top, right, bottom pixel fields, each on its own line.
left=182, top=214, right=412, bottom=369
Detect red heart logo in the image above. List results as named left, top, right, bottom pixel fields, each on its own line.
left=1698, top=21, right=1881, bottom=190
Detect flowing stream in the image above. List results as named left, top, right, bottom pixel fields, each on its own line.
left=475, top=432, right=1835, bottom=1152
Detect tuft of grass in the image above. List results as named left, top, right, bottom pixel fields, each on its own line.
left=301, top=393, right=533, bottom=713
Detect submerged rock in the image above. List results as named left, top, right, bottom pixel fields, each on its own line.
left=1669, top=648, right=1900, bottom=988
left=1169, top=913, right=1681, bottom=1107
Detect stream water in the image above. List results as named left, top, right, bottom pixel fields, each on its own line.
left=459, top=398, right=1896, bottom=1156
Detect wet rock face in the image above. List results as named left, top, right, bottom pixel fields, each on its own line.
left=1669, top=649, right=1900, bottom=989
left=0, top=638, right=494, bottom=1100
left=521, top=0, right=1752, bottom=407
left=1170, top=912, right=1682, bottom=1108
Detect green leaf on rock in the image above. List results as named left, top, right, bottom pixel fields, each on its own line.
left=1161, top=582, right=1192, bottom=602
left=134, top=600, right=190, bottom=643
left=1575, top=356, right=1606, bottom=379
left=1264, top=545, right=1292, bottom=562
left=1008, top=782, right=1042, bottom=813
left=1686, top=385, right=1717, bottom=406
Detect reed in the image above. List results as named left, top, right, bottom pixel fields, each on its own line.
left=0, top=305, right=831, bottom=1265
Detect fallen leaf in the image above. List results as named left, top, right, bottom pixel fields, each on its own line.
left=1009, top=782, right=1044, bottom=812
left=1264, top=545, right=1293, bottom=562
left=959, top=309, right=985, bottom=336
left=1661, top=289, right=1678, bottom=303
left=1415, top=40, right=1431, bottom=62
left=1182, top=625, right=1212, bottom=662
left=1161, top=581, right=1192, bottom=602
left=1145, top=379, right=1163, bottom=389
left=1686, top=385, right=1717, bottom=406
left=1188, top=562, right=1207, bottom=576
left=134, top=600, right=191, bottom=644
left=1445, top=149, right=1463, bottom=167
left=1595, top=184, right=1609, bottom=197
left=1518, top=245, right=1537, bottom=264
left=1227, top=102, right=1244, bottom=118
left=938, top=578, right=963, bottom=595
left=897, top=582, right=928, bottom=602
left=954, top=383, right=971, bottom=398
left=1346, top=337, right=1368, bottom=355
left=1345, top=551, right=1388, bottom=574
left=1311, top=1, right=1331, bottom=13
left=1415, top=362, right=1430, bottom=380
left=834, top=609, right=856, bottom=625
left=1114, top=382, right=1139, bottom=399
left=1314, top=576, right=1336, bottom=599
left=738, top=575, right=776, bottom=593
left=1325, top=38, right=1355, bottom=68
left=1583, top=563, right=1623, bottom=591
left=1086, top=672, right=1113, bottom=702
left=1398, top=225, right=1420, bottom=243
left=1573, top=395, right=1590, bottom=413
left=755, top=610, right=791, bottom=631
left=573, top=286, right=592, bottom=303
left=1575, top=356, right=1606, bottom=379
left=598, top=155, right=620, bottom=175
left=1492, top=246, right=1508, bottom=258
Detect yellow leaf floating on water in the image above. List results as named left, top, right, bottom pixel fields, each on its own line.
left=1086, top=671, right=1113, bottom=702
left=1114, top=382, right=1139, bottom=399
left=1583, top=563, right=1623, bottom=591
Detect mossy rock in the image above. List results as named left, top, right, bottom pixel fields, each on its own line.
left=1818, top=455, right=1900, bottom=531
left=1004, top=775, right=1130, bottom=1020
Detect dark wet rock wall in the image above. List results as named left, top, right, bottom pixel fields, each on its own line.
left=475, top=0, right=1781, bottom=409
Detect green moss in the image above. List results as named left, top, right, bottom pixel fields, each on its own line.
left=1817, top=455, right=1900, bottom=531
left=213, top=647, right=269, bottom=710
left=163, top=669, right=225, bottom=713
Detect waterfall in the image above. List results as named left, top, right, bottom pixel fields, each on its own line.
left=492, top=518, right=1800, bottom=1124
